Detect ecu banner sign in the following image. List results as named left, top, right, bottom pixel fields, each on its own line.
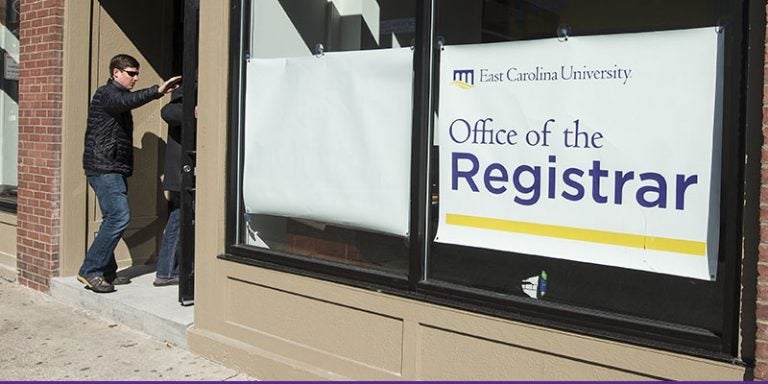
left=436, top=27, right=723, bottom=280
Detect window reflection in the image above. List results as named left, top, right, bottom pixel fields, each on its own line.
left=241, top=0, right=416, bottom=275
left=250, top=0, right=415, bottom=58
left=437, top=0, right=718, bottom=45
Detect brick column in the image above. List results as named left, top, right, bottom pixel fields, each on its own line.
left=16, top=0, right=65, bottom=291
left=758, top=3, right=768, bottom=380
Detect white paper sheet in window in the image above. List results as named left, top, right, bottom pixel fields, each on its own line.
left=242, top=48, right=413, bottom=237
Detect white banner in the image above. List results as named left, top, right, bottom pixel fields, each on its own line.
left=243, top=48, right=413, bottom=236
left=436, top=28, right=723, bottom=280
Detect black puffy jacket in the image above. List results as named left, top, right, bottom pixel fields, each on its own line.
left=161, top=87, right=183, bottom=191
left=82, top=79, right=163, bottom=177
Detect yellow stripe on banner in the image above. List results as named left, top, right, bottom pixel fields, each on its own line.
left=445, top=213, right=706, bottom=256
left=450, top=80, right=474, bottom=89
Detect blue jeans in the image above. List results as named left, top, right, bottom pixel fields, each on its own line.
left=79, top=174, right=130, bottom=278
left=156, top=194, right=180, bottom=279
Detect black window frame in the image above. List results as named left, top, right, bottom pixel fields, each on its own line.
left=0, top=199, right=16, bottom=214
left=222, top=0, right=763, bottom=363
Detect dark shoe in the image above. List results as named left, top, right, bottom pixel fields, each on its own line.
left=106, top=275, right=131, bottom=285
left=153, top=276, right=179, bottom=287
left=77, top=274, right=115, bottom=293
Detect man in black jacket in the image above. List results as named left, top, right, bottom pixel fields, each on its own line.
left=78, top=54, right=181, bottom=293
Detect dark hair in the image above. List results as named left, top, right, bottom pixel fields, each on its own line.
left=109, top=54, right=140, bottom=77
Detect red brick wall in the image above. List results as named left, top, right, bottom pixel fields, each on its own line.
left=758, top=3, right=768, bottom=380
left=16, top=0, right=64, bottom=291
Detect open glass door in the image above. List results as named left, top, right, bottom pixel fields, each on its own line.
left=179, top=0, right=198, bottom=306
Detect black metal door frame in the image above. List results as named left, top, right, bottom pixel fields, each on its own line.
left=179, top=0, right=199, bottom=306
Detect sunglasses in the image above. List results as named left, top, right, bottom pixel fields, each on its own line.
left=121, top=69, right=139, bottom=77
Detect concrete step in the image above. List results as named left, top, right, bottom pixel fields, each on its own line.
left=50, top=267, right=193, bottom=348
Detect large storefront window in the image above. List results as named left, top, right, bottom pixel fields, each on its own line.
left=428, top=0, right=739, bottom=354
left=228, top=0, right=750, bottom=359
left=0, top=0, right=17, bottom=211
left=233, top=1, right=417, bottom=276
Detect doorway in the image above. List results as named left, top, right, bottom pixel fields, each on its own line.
left=81, top=0, right=197, bottom=305
left=178, top=0, right=199, bottom=306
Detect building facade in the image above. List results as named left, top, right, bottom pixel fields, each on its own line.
left=5, top=0, right=768, bottom=380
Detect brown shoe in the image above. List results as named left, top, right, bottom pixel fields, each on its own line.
left=77, top=275, right=116, bottom=293
left=153, top=276, right=179, bottom=287
left=106, top=275, right=131, bottom=285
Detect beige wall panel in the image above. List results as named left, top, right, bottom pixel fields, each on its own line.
left=60, top=0, right=92, bottom=276
left=0, top=221, right=16, bottom=257
left=418, top=325, right=643, bottom=380
left=0, top=210, right=15, bottom=225
left=0, top=211, right=16, bottom=277
left=412, top=301, right=743, bottom=380
left=191, top=263, right=744, bottom=380
left=189, top=327, right=349, bottom=381
left=225, top=277, right=404, bottom=377
left=193, top=0, right=232, bottom=331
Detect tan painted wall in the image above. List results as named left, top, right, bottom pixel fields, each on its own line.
left=59, top=0, right=91, bottom=277
left=192, top=0, right=231, bottom=335
left=188, top=1, right=747, bottom=380
left=0, top=210, right=16, bottom=279
left=191, top=265, right=744, bottom=381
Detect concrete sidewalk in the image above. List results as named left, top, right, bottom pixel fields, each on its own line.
left=0, top=275, right=254, bottom=381
left=50, top=265, right=192, bottom=349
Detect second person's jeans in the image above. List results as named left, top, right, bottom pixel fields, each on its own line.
left=156, top=193, right=180, bottom=279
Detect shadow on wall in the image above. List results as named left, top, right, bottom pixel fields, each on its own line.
left=278, top=0, right=379, bottom=52
left=123, top=132, right=167, bottom=266
left=98, top=0, right=181, bottom=79
left=278, top=0, right=327, bottom=51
